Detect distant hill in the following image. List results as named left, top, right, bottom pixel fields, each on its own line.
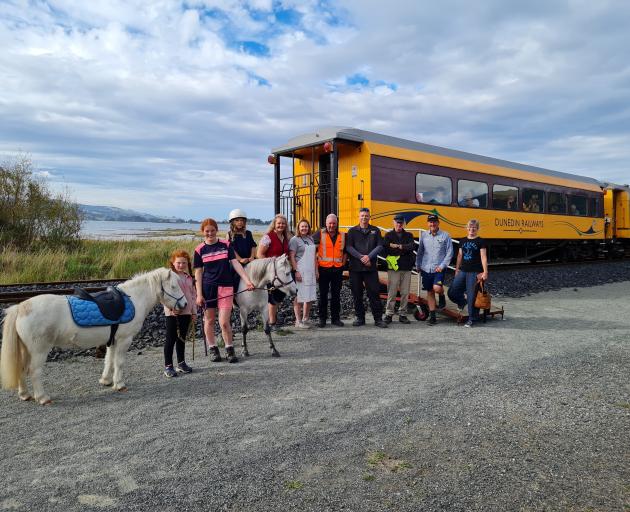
left=78, top=204, right=271, bottom=225
left=78, top=204, right=195, bottom=223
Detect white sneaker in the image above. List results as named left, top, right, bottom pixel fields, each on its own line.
left=301, top=319, right=312, bottom=328
left=294, top=320, right=303, bottom=328
left=297, top=321, right=310, bottom=329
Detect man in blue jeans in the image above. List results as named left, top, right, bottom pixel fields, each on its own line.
left=415, top=214, right=453, bottom=325
left=447, top=219, right=489, bottom=327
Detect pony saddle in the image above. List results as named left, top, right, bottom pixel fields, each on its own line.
left=67, top=286, right=135, bottom=328
left=74, top=286, right=125, bottom=321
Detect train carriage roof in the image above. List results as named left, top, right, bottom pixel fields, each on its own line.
left=272, top=127, right=603, bottom=188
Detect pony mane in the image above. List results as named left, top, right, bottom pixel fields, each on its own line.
left=122, top=267, right=169, bottom=293
left=245, top=258, right=271, bottom=287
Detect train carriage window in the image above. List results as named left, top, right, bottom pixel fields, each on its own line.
left=457, top=180, right=487, bottom=208
left=522, top=188, right=544, bottom=212
left=415, top=174, right=452, bottom=205
left=547, top=191, right=565, bottom=214
left=492, top=185, right=519, bottom=211
left=567, top=195, right=587, bottom=216
left=588, top=197, right=600, bottom=217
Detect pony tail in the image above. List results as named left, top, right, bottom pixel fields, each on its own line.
left=0, top=306, right=26, bottom=390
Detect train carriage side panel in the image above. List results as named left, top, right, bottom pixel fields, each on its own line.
left=366, top=152, right=604, bottom=242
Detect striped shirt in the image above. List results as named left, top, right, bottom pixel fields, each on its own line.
left=194, top=240, right=236, bottom=286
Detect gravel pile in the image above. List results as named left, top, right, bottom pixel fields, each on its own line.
left=2, top=260, right=629, bottom=362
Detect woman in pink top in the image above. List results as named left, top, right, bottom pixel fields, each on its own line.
left=163, top=250, right=197, bottom=378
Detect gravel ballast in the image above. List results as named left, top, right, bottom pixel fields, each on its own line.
left=1, top=278, right=629, bottom=511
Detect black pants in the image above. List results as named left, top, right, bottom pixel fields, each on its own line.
left=349, top=271, right=383, bottom=321
left=318, top=267, right=344, bottom=322
left=164, top=315, right=191, bottom=367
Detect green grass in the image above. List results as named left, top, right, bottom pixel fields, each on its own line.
left=284, top=480, right=304, bottom=491
left=0, top=239, right=201, bottom=284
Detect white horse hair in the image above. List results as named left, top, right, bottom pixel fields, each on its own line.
left=0, top=267, right=186, bottom=405
left=235, top=255, right=297, bottom=358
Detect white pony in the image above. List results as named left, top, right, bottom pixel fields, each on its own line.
left=0, top=267, right=186, bottom=404
left=235, top=255, right=297, bottom=358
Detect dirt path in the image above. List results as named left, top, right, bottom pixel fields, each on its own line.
left=1, top=283, right=629, bottom=511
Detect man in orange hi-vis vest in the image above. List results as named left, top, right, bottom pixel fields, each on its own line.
left=313, top=213, right=347, bottom=328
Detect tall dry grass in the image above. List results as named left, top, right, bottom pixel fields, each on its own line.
left=0, top=239, right=201, bottom=284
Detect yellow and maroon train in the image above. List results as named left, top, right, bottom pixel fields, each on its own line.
left=269, top=127, right=629, bottom=261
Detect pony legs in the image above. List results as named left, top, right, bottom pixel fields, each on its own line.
left=111, top=342, right=129, bottom=391
left=99, top=347, right=114, bottom=386
left=240, top=310, right=250, bottom=357
left=99, top=343, right=129, bottom=391
left=29, top=350, right=51, bottom=405
left=261, top=304, right=280, bottom=358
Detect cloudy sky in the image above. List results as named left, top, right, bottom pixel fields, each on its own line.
left=1, top=0, right=629, bottom=221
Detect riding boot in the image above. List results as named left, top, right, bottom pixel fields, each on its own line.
left=209, top=346, right=222, bottom=363
left=225, top=345, right=239, bottom=364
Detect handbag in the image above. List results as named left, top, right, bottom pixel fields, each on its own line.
left=474, top=280, right=491, bottom=310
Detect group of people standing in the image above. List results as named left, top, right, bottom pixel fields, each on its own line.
left=160, top=207, right=489, bottom=378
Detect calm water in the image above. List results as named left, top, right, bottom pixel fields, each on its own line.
left=81, top=220, right=266, bottom=240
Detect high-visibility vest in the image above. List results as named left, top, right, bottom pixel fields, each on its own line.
left=318, top=229, right=345, bottom=268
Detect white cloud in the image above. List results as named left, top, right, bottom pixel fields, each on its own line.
left=1, top=0, right=630, bottom=220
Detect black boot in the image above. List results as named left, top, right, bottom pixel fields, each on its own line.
left=428, top=311, right=437, bottom=325
left=209, top=346, right=222, bottom=362
left=226, top=345, right=239, bottom=364
left=438, top=294, right=446, bottom=309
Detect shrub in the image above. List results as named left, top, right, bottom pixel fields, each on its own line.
left=0, top=154, right=82, bottom=249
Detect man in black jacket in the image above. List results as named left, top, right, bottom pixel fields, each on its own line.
left=383, top=214, right=415, bottom=324
left=345, top=208, right=388, bottom=328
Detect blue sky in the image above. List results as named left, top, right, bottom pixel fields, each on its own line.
left=1, top=0, right=630, bottom=220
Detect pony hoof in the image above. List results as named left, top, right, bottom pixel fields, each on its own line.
left=99, top=378, right=113, bottom=386
left=19, top=394, right=33, bottom=402
left=271, top=350, right=281, bottom=358
left=39, top=398, right=52, bottom=405
left=115, top=386, right=128, bottom=393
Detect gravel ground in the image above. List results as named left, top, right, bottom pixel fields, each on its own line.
left=1, top=279, right=629, bottom=511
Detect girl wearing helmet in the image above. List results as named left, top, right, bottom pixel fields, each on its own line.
left=227, top=209, right=257, bottom=266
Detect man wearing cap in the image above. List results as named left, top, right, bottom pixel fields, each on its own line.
left=383, top=214, right=415, bottom=324
left=416, top=214, right=453, bottom=325
left=345, top=208, right=387, bottom=328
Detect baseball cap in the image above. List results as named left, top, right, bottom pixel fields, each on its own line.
left=427, top=214, right=439, bottom=222
left=393, top=214, right=405, bottom=222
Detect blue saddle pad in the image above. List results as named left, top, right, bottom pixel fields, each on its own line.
left=67, top=295, right=135, bottom=327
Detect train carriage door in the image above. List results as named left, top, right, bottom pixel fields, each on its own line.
left=615, top=188, right=629, bottom=239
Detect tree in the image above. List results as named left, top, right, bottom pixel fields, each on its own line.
left=0, top=154, right=82, bottom=249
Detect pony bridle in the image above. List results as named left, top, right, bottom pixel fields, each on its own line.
left=270, top=257, right=294, bottom=290
left=161, top=281, right=186, bottom=309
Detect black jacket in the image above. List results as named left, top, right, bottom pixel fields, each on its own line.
left=383, top=230, right=416, bottom=271
left=345, top=224, right=383, bottom=272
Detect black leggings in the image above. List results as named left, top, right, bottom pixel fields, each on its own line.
left=164, top=315, right=191, bottom=367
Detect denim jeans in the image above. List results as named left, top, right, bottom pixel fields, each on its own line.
left=447, top=271, right=479, bottom=321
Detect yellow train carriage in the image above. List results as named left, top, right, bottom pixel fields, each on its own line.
left=270, top=127, right=626, bottom=260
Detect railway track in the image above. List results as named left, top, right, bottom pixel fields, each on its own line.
left=1, top=257, right=625, bottom=305
left=0, top=279, right=125, bottom=304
